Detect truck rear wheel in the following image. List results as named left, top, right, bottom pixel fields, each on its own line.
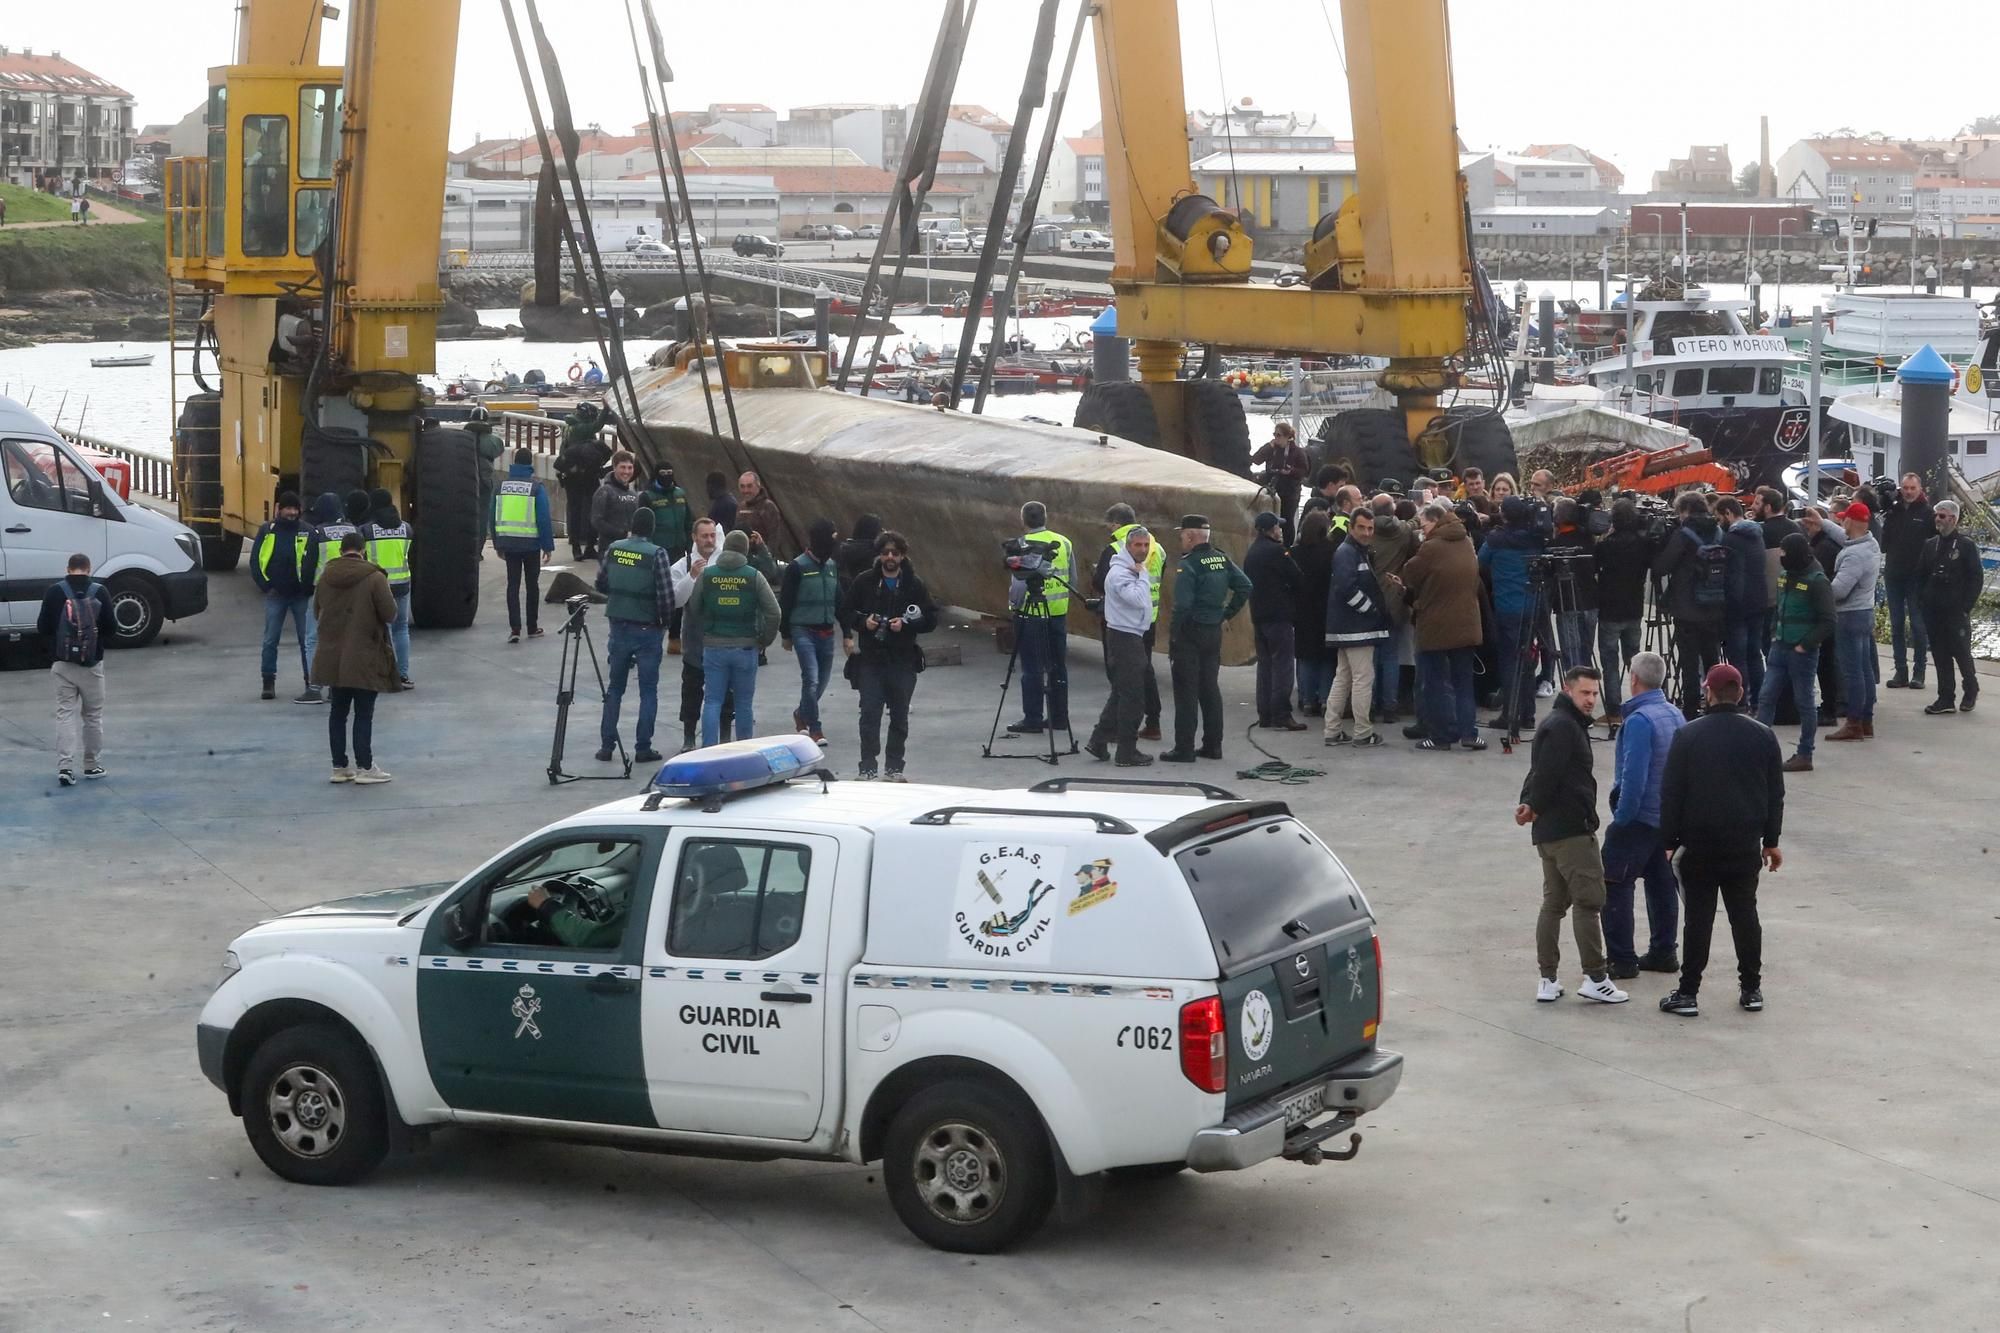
left=882, top=1079, right=1056, bottom=1253
left=409, top=426, right=481, bottom=630
left=1185, top=377, right=1252, bottom=478
left=1315, top=407, right=1420, bottom=492
left=239, top=1023, right=389, bottom=1186
left=1073, top=381, right=1160, bottom=447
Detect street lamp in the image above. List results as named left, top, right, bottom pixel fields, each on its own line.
left=1963, top=255, right=1976, bottom=299
left=1925, top=262, right=1939, bottom=295
left=1775, top=218, right=1797, bottom=320
left=1749, top=270, right=1763, bottom=328
left=609, top=288, right=626, bottom=331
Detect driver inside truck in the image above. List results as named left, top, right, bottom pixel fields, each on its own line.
left=526, top=875, right=630, bottom=950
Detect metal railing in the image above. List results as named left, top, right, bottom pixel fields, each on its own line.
left=451, top=249, right=867, bottom=299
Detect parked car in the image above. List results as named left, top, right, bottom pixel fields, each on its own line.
left=829, top=224, right=855, bottom=240
left=856, top=223, right=883, bottom=239
left=622, top=232, right=657, bottom=252
left=940, top=231, right=973, bottom=254
left=795, top=223, right=833, bottom=240
left=630, top=241, right=673, bottom=260
left=195, top=737, right=1401, bottom=1253
left=1067, top=229, right=1113, bottom=251
left=732, top=234, right=784, bottom=259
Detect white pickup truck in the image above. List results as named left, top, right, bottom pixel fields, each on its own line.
left=196, top=738, right=1401, bottom=1251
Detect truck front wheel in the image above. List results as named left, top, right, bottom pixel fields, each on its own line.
left=239, top=1023, right=389, bottom=1186
left=882, top=1079, right=1056, bottom=1253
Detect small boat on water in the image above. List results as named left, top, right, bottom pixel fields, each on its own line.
left=90, top=353, right=154, bottom=369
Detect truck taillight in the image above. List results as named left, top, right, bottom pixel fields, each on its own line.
left=1179, top=996, right=1226, bottom=1094
left=1365, top=932, right=1383, bottom=1042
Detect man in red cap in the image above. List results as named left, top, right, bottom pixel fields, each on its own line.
left=1656, top=663, right=1787, bottom=1018
left=1826, top=501, right=1881, bottom=742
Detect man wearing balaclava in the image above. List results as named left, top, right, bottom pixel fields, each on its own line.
left=779, top=518, right=850, bottom=744
left=1754, top=532, right=1835, bottom=772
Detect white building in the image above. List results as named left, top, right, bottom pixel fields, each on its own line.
left=438, top=175, right=782, bottom=256
left=1187, top=102, right=1339, bottom=161
left=1188, top=150, right=1495, bottom=235
left=1472, top=204, right=1615, bottom=237
left=1913, top=177, right=2000, bottom=236
left=1773, top=137, right=1917, bottom=219
left=0, top=46, right=136, bottom=189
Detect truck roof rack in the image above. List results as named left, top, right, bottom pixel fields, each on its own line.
left=910, top=805, right=1137, bottom=835
left=1142, top=800, right=1292, bottom=854
left=1027, top=776, right=1241, bottom=801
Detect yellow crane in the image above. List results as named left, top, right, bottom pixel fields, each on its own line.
left=164, top=0, right=479, bottom=625
left=1079, top=0, right=1514, bottom=487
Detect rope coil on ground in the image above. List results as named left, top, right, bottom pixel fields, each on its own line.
left=1235, top=721, right=1328, bottom=785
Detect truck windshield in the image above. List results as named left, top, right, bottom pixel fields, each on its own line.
left=1173, top=819, right=1367, bottom=975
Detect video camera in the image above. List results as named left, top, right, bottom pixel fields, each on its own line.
left=1002, top=536, right=1060, bottom=581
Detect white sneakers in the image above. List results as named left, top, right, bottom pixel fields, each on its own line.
left=1576, top=975, right=1630, bottom=1004
left=353, top=766, right=393, bottom=785
left=1537, top=976, right=1630, bottom=1004
left=330, top=766, right=355, bottom=784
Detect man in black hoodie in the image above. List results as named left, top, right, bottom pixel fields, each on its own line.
left=1879, top=473, right=1935, bottom=690
left=38, top=552, right=115, bottom=785
left=1651, top=492, right=1727, bottom=718
left=1917, top=499, right=1983, bottom=715
left=251, top=491, right=322, bottom=703
left=780, top=518, right=850, bottom=744
left=1245, top=511, right=1306, bottom=730
left=842, top=531, right=937, bottom=781
left=1593, top=500, right=1655, bottom=722
left=1657, top=663, right=1785, bottom=1018
left=1517, top=666, right=1627, bottom=1005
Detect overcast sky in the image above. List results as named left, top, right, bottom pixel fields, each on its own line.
left=24, top=0, right=1992, bottom=180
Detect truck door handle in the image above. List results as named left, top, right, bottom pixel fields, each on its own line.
left=5, top=525, right=29, bottom=533
left=586, top=973, right=636, bottom=995
left=761, top=990, right=813, bottom=1004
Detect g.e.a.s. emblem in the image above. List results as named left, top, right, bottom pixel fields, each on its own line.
left=1241, top=988, right=1274, bottom=1061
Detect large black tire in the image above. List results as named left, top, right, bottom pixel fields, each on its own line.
left=104, top=572, right=164, bottom=649
left=300, top=428, right=370, bottom=507
left=1435, top=405, right=1519, bottom=482
left=1185, top=377, right=1252, bottom=478
left=1316, top=407, right=1421, bottom=492
left=409, top=426, right=482, bottom=630
left=239, top=1023, right=389, bottom=1186
left=201, top=531, right=244, bottom=573
left=1073, top=380, right=1160, bottom=447
left=882, top=1079, right=1056, bottom=1254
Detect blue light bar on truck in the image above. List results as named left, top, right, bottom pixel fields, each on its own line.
left=649, top=735, right=826, bottom=801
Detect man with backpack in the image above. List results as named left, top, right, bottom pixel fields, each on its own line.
left=1651, top=492, right=1728, bottom=719
left=38, top=553, right=115, bottom=786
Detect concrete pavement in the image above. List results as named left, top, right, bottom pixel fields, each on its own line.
left=1, top=553, right=1993, bottom=1331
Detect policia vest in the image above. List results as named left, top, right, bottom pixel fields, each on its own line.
left=1018, top=529, right=1074, bottom=617
left=792, top=553, right=839, bottom=627
left=256, top=528, right=312, bottom=585
left=699, top=562, right=761, bottom=640
left=1110, top=522, right=1164, bottom=618
left=362, top=521, right=411, bottom=588
left=493, top=479, right=538, bottom=542
left=602, top=537, right=663, bottom=624
left=315, top=521, right=357, bottom=572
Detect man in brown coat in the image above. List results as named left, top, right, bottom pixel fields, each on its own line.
left=311, top=533, right=402, bottom=784
left=1399, top=500, right=1486, bottom=751
left=737, top=471, right=794, bottom=560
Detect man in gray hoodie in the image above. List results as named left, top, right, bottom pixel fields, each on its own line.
left=1826, top=501, right=1882, bottom=742
left=685, top=529, right=781, bottom=747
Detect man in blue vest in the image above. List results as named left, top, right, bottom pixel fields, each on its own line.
left=1004, top=501, right=1075, bottom=737
left=251, top=491, right=322, bottom=703
left=594, top=507, right=674, bottom=764
left=780, top=517, right=849, bottom=744
left=361, top=487, right=415, bottom=688
left=492, top=447, right=555, bottom=642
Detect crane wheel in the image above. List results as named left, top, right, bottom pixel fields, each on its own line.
left=1314, top=408, right=1420, bottom=492
left=1437, top=405, right=1519, bottom=484
left=301, top=430, right=370, bottom=506
left=409, top=426, right=482, bottom=631
left=1184, top=379, right=1253, bottom=478
left=1073, top=381, right=1161, bottom=448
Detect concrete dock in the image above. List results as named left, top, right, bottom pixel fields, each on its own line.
left=1, top=556, right=1994, bottom=1331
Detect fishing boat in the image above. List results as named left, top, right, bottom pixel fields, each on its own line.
left=1573, top=278, right=1811, bottom=487
left=90, top=352, right=154, bottom=369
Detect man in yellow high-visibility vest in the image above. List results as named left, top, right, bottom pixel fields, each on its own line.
left=362, top=488, right=415, bottom=688
left=1004, top=501, right=1075, bottom=737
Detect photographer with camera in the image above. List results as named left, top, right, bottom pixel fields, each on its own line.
left=1085, top=525, right=1159, bottom=767
left=1546, top=497, right=1601, bottom=679
left=1479, top=496, right=1546, bottom=731
left=1003, top=502, right=1076, bottom=739
left=1716, top=495, right=1770, bottom=705
left=845, top=531, right=936, bottom=781
left=1651, top=493, right=1728, bottom=720
left=554, top=401, right=612, bottom=562
left=1593, top=500, right=1656, bottom=723
left=1162, top=516, right=1253, bottom=764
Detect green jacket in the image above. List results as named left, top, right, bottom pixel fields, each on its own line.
left=643, top=482, right=694, bottom=552
left=687, top=550, right=779, bottom=650
left=1171, top=541, right=1253, bottom=631
left=1770, top=565, right=1836, bottom=650
left=539, top=892, right=628, bottom=949
left=598, top=536, right=673, bottom=626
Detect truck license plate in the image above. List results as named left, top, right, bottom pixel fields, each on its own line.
left=1280, top=1083, right=1327, bottom=1127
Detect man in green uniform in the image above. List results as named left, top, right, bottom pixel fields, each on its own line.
left=464, top=407, right=507, bottom=546
left=525, top=878, right=630, bottom=950
left=594, top=507, right=675, bottom=765
left=686, top=529, right=781, bottom=747
left=1161, top=514, right=1253, bottom=764
left=643, top=462, right=696, bottom=653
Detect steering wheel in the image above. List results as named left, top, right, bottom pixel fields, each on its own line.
left=495, top=875, right=590, bottom=943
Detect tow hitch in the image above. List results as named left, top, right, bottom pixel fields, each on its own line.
left=1284, top=1121, right=1362, bottom=1165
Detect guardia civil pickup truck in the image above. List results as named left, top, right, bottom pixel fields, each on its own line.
left=196, top=737, right=1401, bottom=1251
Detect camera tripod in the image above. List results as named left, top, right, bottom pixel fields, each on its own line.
left=1496, top=555, right=1596, bottom=754
left=548, top=596, right=631, bottom=785
left=983, top=580, right=1080, bottom=765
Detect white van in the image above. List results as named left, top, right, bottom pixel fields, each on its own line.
left=0, top=396, right=207, bottom=648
